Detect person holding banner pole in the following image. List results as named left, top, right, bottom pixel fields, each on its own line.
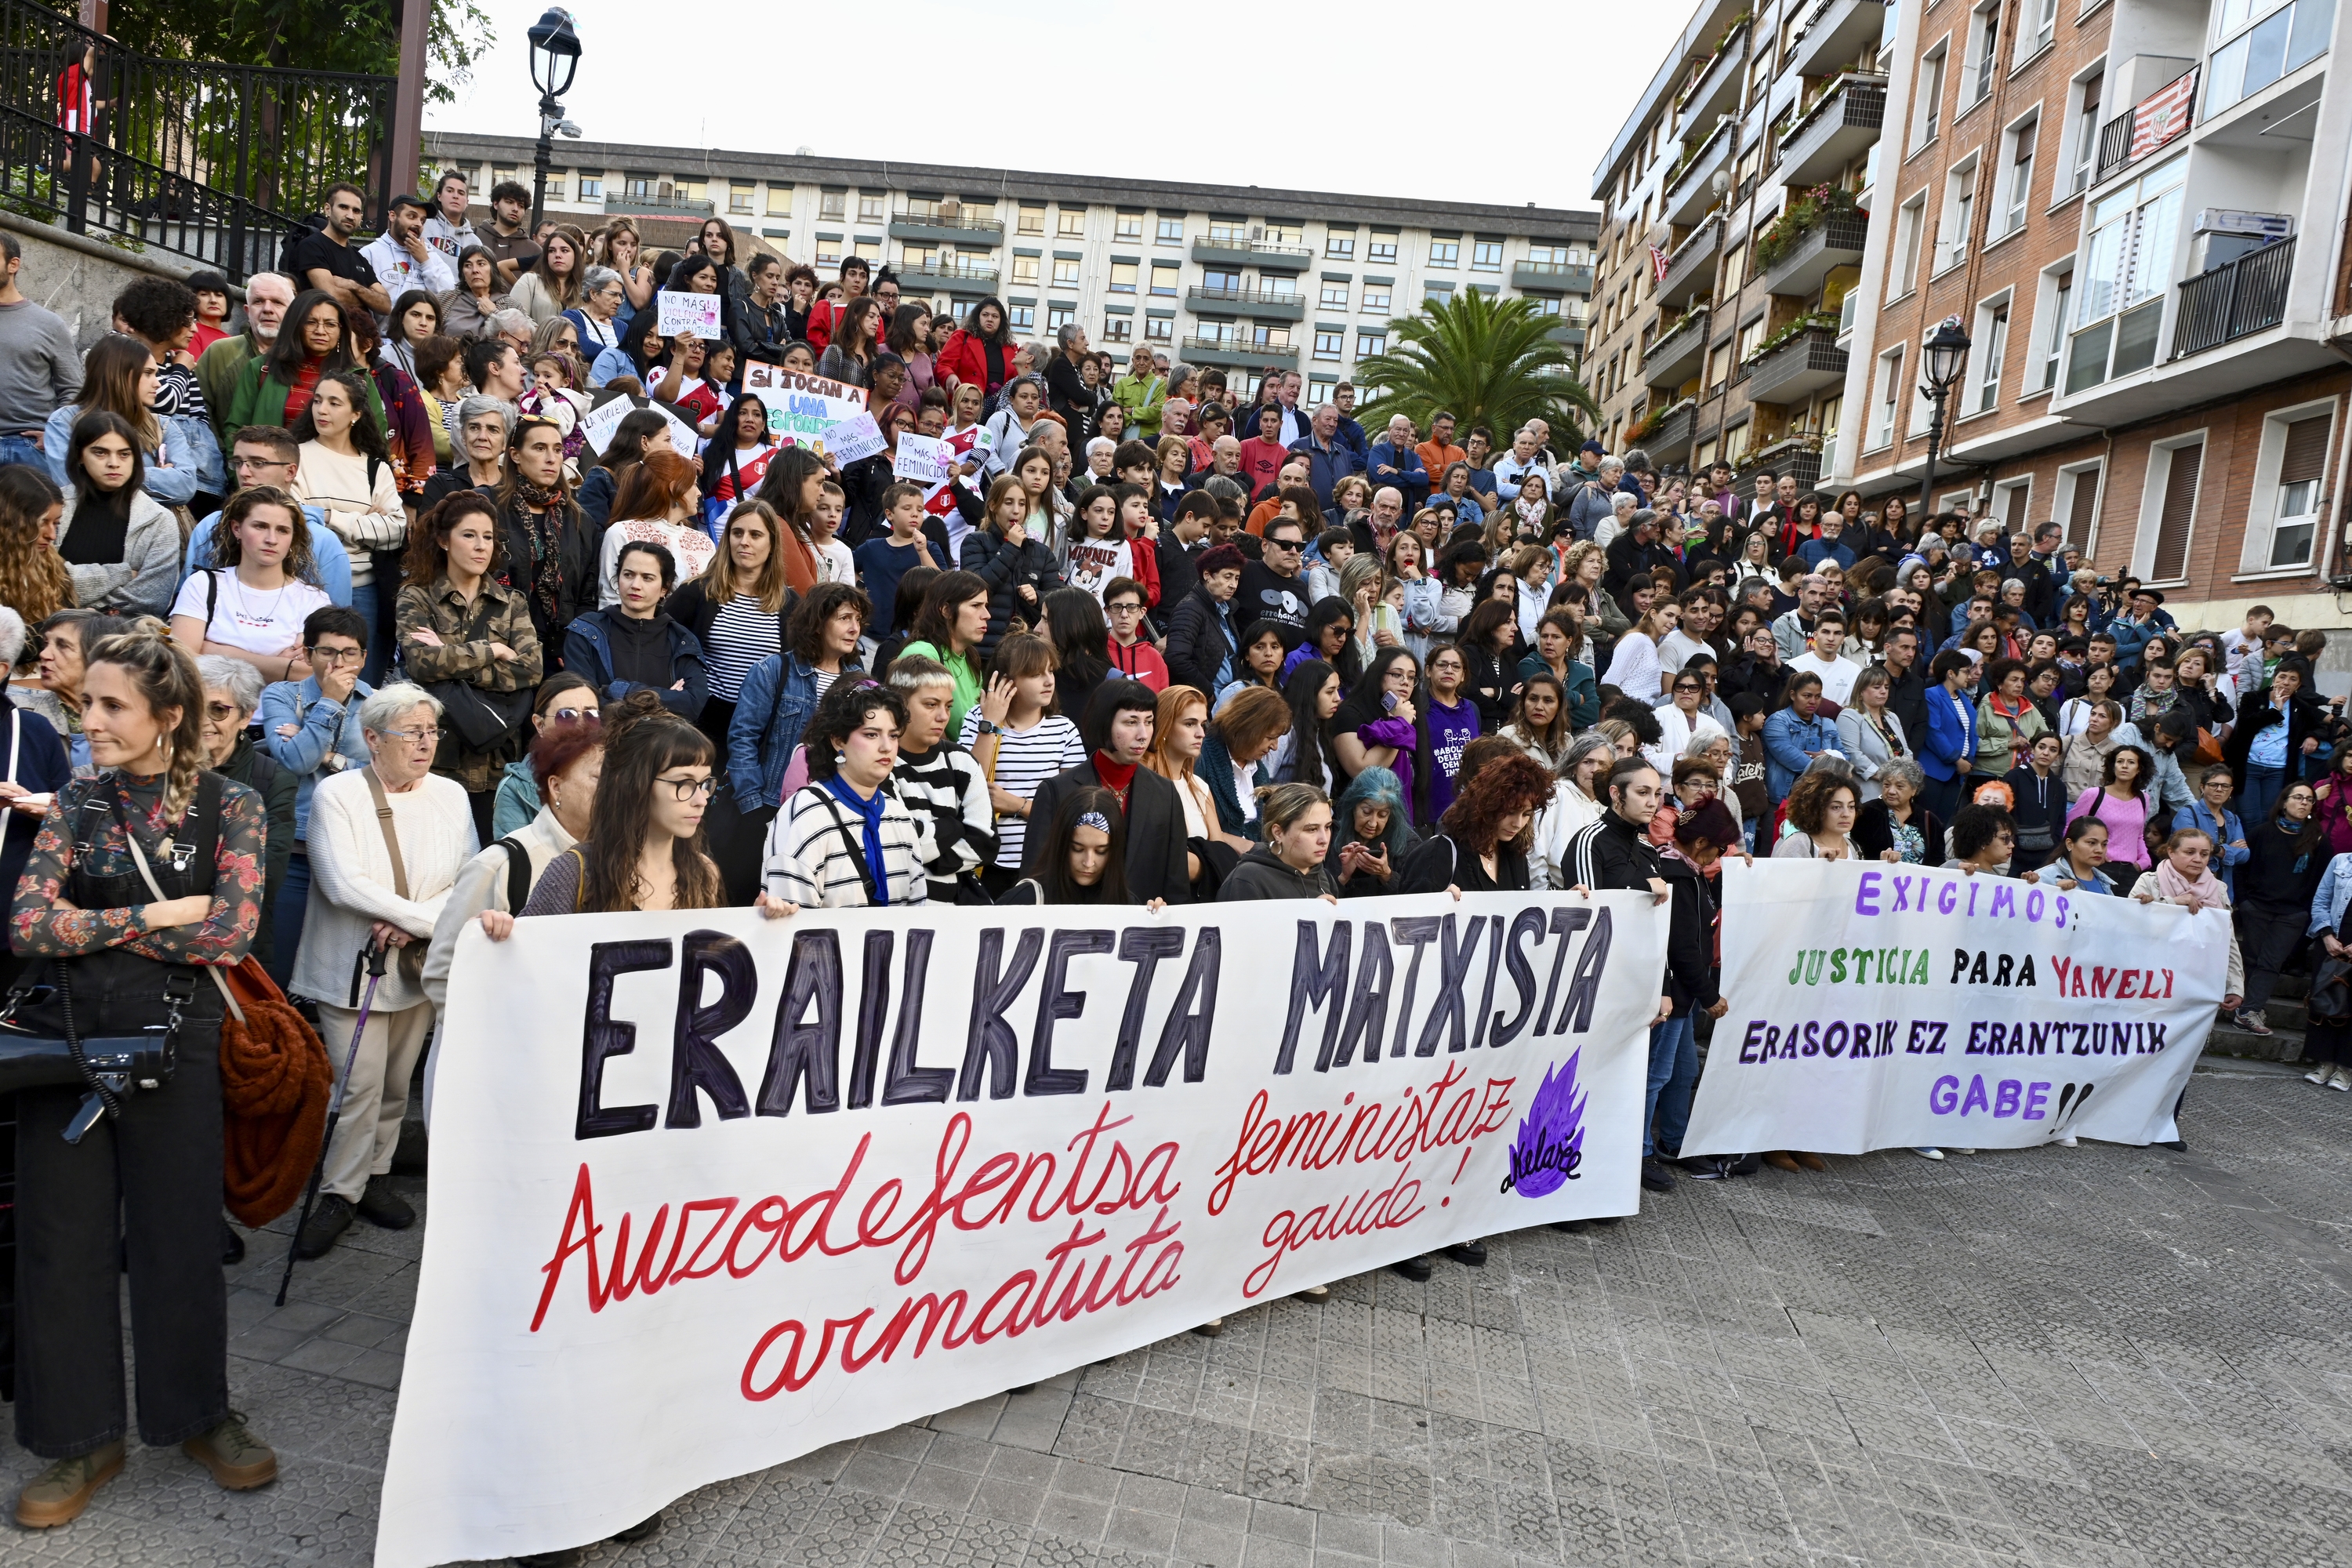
left=2131, top=826, right=2246, bottom=1151
left=1651, top=798, right=1740, bottom=1185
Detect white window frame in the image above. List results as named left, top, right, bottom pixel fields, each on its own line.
left=1893, top=191, right=1928, bottom=297
left=2018, top=0, right=2058, bottom=61
left=1997, top=110, right=2038, bottom=240
left=2063, top=63, right=2105, bottom=199
left=1914, top=41, right=1950, bottom=151
left=1991, top=475, right=2034, bottom=527
left=1969, top=289, right=2013, bottom=416
left=1936, top=155, right=1980, bottom=274
left=2238, top=396, right=2339, bottom=574
left=2026, top=256, right=2074, bottom=393
left=2130, top=432, right=2210, bottom=583
left=1871, top=346, right=1904, bottom=450
left=1962, top=0, right=2002, bottom=111
left=2056, top=459, right=2104, bottom=553
left=2066, top=154, right=2185, bottom=394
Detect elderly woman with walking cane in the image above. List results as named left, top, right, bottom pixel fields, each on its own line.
left=289, top=681, right=476, bottom=1261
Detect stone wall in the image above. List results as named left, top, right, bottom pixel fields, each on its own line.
left=0, top=209, right=239, bottom=352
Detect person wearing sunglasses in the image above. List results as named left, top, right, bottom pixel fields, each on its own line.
left=291, top=682, right=477, bottom=1262
left=256, top=604, right=373, bottom=985
left=491, top=671, right=601, bottom=837
left=1237, top=514, right=1313, bottom=647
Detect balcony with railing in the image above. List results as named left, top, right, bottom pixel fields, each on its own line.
left=888, top=208, right=1006, bottom=245
left=1642, top=307, right=1710, bottom=388
left=1737, top=434, right=1824, bottom=492
left=1657, top=216, right=1723, bottom=310
left=1775, top=74, right=1887, bottom=188
left=1759, top=207, right=1871, bottom=299
left=1664, top=118, right=1738, bottom=227
left=1512, top=259, right=1595, bottom=292
left=1785, top=0, right=1889, bottom=80
left=2171, top=237, right=2295, bottom=359
left=1742, top=322, right=1848, bottom=404
left=1185, top=285, right=1306, bottom=320
left=897, top=256, right=1001, bottom=292
left=1677, top=20, right=1749, bottom=125
left=1181, top=335, right=1300, bottom=368
left=604, top=190, right=714, bottom=217
left=1637, top=398, right=1700, bottom=463
left=2093, top=68, right=2196, bottom=187
left=1191, top=236, right=1314, bottom=270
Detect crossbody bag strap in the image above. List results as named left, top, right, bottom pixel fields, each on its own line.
left=815, top=792, right=884, bottom=906
left=362, top=765, right=410, bottom=900
left=114, top=775, right=241, bottom=1021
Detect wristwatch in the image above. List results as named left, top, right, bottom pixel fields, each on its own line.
left=975, top=719, right=1000, bottom=736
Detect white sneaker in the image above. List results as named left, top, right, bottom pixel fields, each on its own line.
left=2056, top=1136, right=2078, bottom=1148
left=1952, top=1148, right=1978, bottom=1155
left=2308, top=1066, right=2333, bottom=1085
left=1912, top=1146, right=1945, bottom=1160
left=2332, top=1068, right=2352, bottom=1092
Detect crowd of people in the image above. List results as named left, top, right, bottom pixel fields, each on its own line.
left=0, top=179, right=2332, bottom=1551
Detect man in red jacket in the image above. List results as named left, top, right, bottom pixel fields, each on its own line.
left=804, top=256, right=869, bottom=350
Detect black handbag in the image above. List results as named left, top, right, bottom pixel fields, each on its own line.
left=416, top=593, right=532, bottom=750
left=2311, top=953, right=2352, bottom=1027
left=0, top=773, right=227, bottom=1142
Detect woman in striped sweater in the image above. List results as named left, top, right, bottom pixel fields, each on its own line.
left=762, top=679, right=927, bottom=909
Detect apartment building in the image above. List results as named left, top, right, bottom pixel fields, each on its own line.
left=1585, top=0, right=1895, bottom=492
left=1837, top=0, right=2352, bottom=637
left=420, top=133, right=1598, bottom=406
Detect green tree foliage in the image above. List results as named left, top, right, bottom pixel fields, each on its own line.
left=54, top=0, right=492, bottom=100
left=1352, top=291, right=1596, bottom=447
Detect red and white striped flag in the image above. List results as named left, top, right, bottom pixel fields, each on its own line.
left=2129, top=67, right=2198, bottom=160
left=923, top=425, right=984, bottom=517
left=1648, top=245, right=1671, bottom=283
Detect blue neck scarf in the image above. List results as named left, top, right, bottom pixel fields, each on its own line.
left=824, top=775, right=891, bottom=906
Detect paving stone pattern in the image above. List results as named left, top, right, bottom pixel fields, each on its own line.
left=7, top=1065, right=2352, bottom=1566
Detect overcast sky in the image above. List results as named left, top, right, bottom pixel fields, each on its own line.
left=427, top=1, right=1695, bottom=212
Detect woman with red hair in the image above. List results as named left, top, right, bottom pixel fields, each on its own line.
left=596, top=448, right=712, bottom=606
left=1398, top=745, right=1552, bottom=895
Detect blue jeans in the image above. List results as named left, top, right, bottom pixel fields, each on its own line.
left=270, top=851, right=309, bottom=990
left=2241, top=764, right=2288, bottom=832
left=0, top=433, right=45, bottom=473
left=1645, top=1013, right=1700, bottom=1158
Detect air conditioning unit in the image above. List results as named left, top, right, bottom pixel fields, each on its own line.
left=2192, top=209, right=2292, bottom=271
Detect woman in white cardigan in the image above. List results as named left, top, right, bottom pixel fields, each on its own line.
left=291, top=683, right=477, bottom=1262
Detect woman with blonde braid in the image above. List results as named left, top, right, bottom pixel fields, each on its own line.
left=7, top=621, right=275, bottom=1526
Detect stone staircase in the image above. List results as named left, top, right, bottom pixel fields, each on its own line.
left=2208, top=966, right=2314, bottom=1065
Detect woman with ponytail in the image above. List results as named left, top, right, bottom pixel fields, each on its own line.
left=6, top=619, right=276, bottom=1527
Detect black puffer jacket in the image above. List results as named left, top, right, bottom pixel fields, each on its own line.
left=959, top=524, right=1065, bottom=659
left=1656, top=851, right=1719, bottom=1018
left=1164, top=583, right=1238, bottom=698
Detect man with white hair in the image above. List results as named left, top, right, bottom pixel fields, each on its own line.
left=198, top=270, right=293, bottom=448
left=1491, top=426, right=1546, bottom=502
left=1367, top=415, right=1429, bottom=513
left=1593, top=487, right=1637, bottom=548
left=1567, top=454, right=1624, bottom=539
left=291, top=682, right=477, bottom=1261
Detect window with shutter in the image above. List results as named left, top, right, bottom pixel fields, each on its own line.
left=2263, top=413, right=2331, bottom=568
left=2151, top=445, right=2201, bottom=581
left=2065, top=466, right=2100, bottom=548
left=2002, top=482, right=2029, bottom=531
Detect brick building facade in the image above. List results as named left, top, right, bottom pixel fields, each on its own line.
left=1834, top=0, right=2352, bottom=655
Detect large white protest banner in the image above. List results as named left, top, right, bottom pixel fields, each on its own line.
left=377, top=892, right=1667, bottom=1566
left=1680, top=859, right=2227, bottom=1157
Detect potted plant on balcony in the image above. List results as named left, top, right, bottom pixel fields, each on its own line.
left=1750, top=184, right=1862, bottom=273
left=1740, top=310, right=1842, bottom=368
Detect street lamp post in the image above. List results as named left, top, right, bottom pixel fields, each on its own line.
left=1917, top=314, right=1973, bottom=523
left=525, top=8, right=582, bottom=233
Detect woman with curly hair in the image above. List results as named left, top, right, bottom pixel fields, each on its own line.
left=0, top=463, right=73, bottom=629
left=1399, top=746, right=1549, bottom=895
left=1772, top=767, right=1867, bottom=860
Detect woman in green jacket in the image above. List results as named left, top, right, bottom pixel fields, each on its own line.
left=1110, top=345, right=1166, bottom=440
left=224, top=290, right=386, bottom=437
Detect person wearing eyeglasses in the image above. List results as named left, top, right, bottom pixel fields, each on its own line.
left=1237, top=514, right=1312, bottom=648
left=291, top=681, right=478, bottom=1262
left=196, top=656, right=296, bottom=971
left=180, top=425, right=353, bottom=607
left=255, top=604, right=372, bottom=984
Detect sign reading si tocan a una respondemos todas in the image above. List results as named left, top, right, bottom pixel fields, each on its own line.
left=1679, top=859, right=2229, bottom=1158
left=375, top=891, right=1668, bottom=1566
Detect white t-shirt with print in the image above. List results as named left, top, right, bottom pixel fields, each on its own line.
left=170, top=568, right=332, bottom=656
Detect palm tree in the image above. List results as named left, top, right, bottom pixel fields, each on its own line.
left=1351, top=291, right=1596, bottom=448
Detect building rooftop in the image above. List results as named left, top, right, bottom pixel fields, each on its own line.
left=422, top=132, right=1602, bottom=241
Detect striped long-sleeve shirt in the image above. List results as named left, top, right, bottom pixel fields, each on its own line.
left=761, top=786, right=930, bottom=908
left=891, top=744, right=995, bottom=902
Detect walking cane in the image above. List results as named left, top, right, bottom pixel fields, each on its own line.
left=277, top=937, right=390, bottom=1306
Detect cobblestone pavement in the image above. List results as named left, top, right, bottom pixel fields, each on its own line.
left=6, top=1062, right=2352, bottom=1567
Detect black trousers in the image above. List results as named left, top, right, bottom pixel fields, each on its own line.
left=2238, top=906, right=2307, bottom=1012
left=13, top=1037, right=228, bottom=1457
